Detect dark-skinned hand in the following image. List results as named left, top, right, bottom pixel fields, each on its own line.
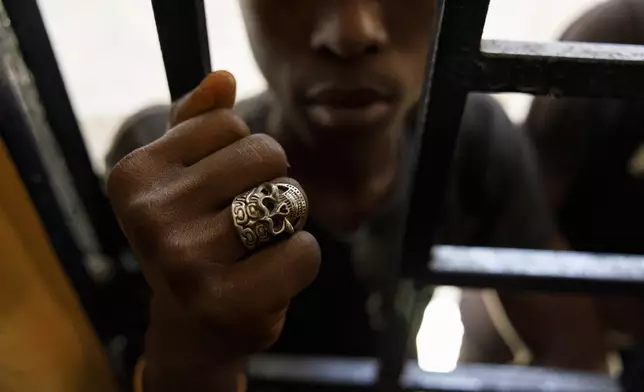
left=107, top=71, right=321, bottom=392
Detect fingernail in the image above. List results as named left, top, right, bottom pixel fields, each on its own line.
left=213, top=70, right=235, bottom=84
left=199, top=70, right=230, bottom=89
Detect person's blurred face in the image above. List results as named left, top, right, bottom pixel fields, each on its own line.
left=239, top=0, right=436, bottom=140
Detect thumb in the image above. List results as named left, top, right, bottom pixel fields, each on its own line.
left=169, top=70, right=237, bottom=127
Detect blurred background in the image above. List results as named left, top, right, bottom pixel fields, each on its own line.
left=33, top=0, right=611, bottom=374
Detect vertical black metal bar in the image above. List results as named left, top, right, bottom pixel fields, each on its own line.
left=404, top=0, right=491, bottom=278
left=378, top=0, right=492, bottom=390
left=3, top=0, right=128, bottom=260
left=376, top=2, right=444, bottom=390
left=0, top=73, right=102, bottom=339
left=151, top=0, right=211, bottom=101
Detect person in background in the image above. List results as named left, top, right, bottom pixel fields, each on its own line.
left=512, top=0, right=644, bottom=389
left=105, top=1, right=601, bottom=390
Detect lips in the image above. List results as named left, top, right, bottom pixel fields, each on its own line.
left=301, top=84, right=398, bottom=130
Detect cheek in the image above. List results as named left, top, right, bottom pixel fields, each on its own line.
left=382, top=0, right=436, bottom=101
left=393, top=49, right=431, bottom=108
left=383, top=0, right=436, bottom=44
left=242, top=1, right=316, bottom=95
left=243, top=0, right=315, bottom=55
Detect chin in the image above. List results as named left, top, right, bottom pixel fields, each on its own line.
left=310, top=120, right=393, bottom=142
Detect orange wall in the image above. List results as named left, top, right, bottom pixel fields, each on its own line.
left=0, top=141, right=117, bottom=392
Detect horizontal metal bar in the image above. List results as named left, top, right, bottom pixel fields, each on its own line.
left=483, top=40, right=644, bottom=62
left=151, top=0, right=211, bottom=101
left=475, top=40, right=644, bottom=98
left=427, top=246, right=644, bottom=295
left=247, top=355, right=619, bottom=392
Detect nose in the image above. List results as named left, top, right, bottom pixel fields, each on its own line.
left=311, top=2, right=389, bottom=60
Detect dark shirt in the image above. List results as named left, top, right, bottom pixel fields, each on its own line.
left=107, top=92, right=556, bottom=358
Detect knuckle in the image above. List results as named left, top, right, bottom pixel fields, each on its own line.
left=106, top=147, right=157, bottom=205
left=238, top=316, right=284, bottom=353
left=156, top=233, right=213, bottom=300
left=199, top=275, right=259, bottom=328
left=123, top=191, right=163, bottom=223
left=189, top=109, right=250, bottom=143
left=162, top=228, right=210, bottom=268
left=117, top=191, right=176, bottom=251
left=217, top=109, right=251, bottom=139
left=106, top=150, right=141, bottom=199
left=288, top=231, right=322, bottom=286
left=293, top=231, right=322, bottom=261
left=162, top=234, right=192, bottom=264
left=162, top=109, right=251, bottom=155
left=192, top=278, right=233, bottom=327
left=242, top=134, right=288, bottom=172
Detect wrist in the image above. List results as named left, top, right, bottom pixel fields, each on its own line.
left=143, top=294, right=247, bottom=392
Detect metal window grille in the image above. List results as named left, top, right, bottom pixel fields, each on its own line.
left=148, top=1, right=644, bottom=391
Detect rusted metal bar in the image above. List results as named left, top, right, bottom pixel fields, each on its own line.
left=476, top=40, right=644, bottom=98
